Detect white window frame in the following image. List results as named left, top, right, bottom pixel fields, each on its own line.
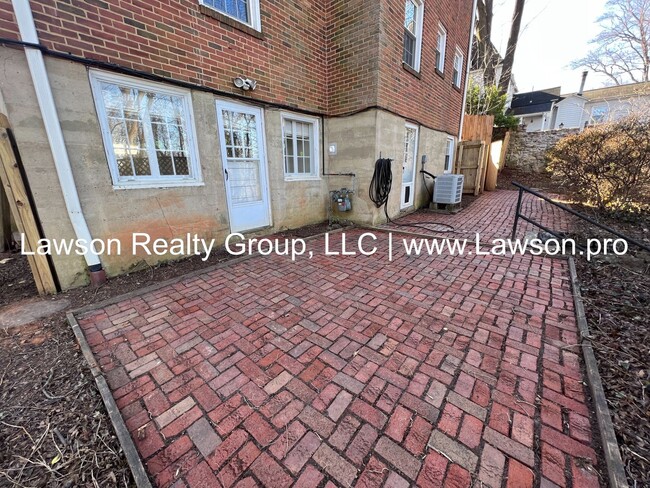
left=436, top=24, right=447, bottom=73
left=403, top=0, right=425, bottom=72
left=444, top=136, right=455, bottom=173
left=590, top=105, right=609, bottom=124
left=90, top=70, right=203, bottom=189
left=280, top=112, right=320, bottom=181
left=199, top=0, right=262, bottom=32
left=453, top=48, right=464, bottom=87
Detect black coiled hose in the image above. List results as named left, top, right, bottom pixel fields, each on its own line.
left=369, top=158, right=393, bottom=210
left=368, top=157, right=454, bottom=232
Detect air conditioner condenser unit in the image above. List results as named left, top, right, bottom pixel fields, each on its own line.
left=433, top=174, right=464, bottom=204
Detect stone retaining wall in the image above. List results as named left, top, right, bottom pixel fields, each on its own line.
left=505, top=128, right=580, bottom=172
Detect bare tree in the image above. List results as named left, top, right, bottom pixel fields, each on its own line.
left=498, top=0, right=525, bottom=94
left=573, top=0, right=650, bottom=85
left=474, top=0, right=497, bottom=85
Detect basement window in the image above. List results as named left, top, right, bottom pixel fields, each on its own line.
left=281, top=113, right=320, bottom=180
left=453, top=49, right=464, bottom=88
left=90, top=71, right=202, bottom=189
left=403, top=0, right=424, bottom=72
left=444, top=137, right=455, bottom=173
left=199, top=0, right=261, bottom=31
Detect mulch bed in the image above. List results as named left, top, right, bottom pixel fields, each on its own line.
left=0, top=252, right=38, bottom=309
left=0, top=222, right=337, bottom=487
left=500, top=166, right=650, bottom=486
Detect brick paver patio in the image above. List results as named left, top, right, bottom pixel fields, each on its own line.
left=76, top=191, right=601, bottom=487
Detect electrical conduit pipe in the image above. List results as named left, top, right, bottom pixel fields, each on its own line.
left=11, top=0, right=105, bottom=286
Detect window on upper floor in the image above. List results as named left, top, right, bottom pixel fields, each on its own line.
left=444, top=137, right=455, bottom=173
left=282, top=113, right=320, bottom=180
left=591, top=106, right=609, bottom=124
left=200, top=0, right=262, bottom=31
left=90, top=71, right=202, bottom=189
left=403, top=0, right=424, bottom=72
left=453, top=49, right=463, bottom=87
left=436, top=25, right=447, bottom=73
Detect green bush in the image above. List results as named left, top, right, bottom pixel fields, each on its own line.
left=547, top=117, right=650, bottom=210
left=465, top=82, right=519, bottom=129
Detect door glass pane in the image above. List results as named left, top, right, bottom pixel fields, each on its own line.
left=228, top=160, right=261, bottom=204
left=403, top=127, right=416, bottom=182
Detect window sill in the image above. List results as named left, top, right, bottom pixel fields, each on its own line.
left=435, top=68, right=445, bottom=79
left=284, top=175, right=321, bottom=182
left=402, top=62, right=422, bottom=79
left=452, top=84, right=462, bottom=93
left=199, top=5, right=264, bottom=40
left=112, top=179, right=205, bottom=190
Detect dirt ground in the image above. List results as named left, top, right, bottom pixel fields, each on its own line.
left=0, top=222, right=336, bottom=487
left=500, top=166, right=650, bottom=486
left=0, top=252, right=38, bottom=308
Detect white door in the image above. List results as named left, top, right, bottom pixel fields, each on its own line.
left=401, top=123, right=418, bottom=209
left=216, top=101, right=271, bottom=232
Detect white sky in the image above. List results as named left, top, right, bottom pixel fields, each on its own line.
left=491, top=0, right=610, bottom=94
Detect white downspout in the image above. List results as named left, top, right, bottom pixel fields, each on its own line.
left=458, top=0, right=479, bottom=142
left=11, top=0, right=105, bottom=281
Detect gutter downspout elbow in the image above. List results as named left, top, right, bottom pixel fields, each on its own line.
left=11, top=0, right=105, bottom=285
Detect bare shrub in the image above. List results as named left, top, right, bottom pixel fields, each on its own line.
left=547, top=116, right=650, bottom=210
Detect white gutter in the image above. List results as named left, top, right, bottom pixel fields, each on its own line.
left=458, top=0, right=479, bottom=142
left=11, top=0, right=102, bottom=273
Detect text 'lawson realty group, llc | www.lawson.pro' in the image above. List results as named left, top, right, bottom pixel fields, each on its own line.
left=19, top=231, right=631, bottom=263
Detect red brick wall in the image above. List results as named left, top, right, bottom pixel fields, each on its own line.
left=0, top=0, right=329, bottom=112
left=0, top=0, right=473, bottom=133
left=377, top=0, right=474, bottom=136
left=326, top=0, right=382, bottom=115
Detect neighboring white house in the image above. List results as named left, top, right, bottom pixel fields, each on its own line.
left=469, top=41, right=518, bottom=107
left=511, top=73, right=650, bottom=132
left=509, top=87, right=562, bottom=132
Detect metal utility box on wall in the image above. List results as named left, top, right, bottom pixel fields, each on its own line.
left=433, top=174, right=464, bottom=204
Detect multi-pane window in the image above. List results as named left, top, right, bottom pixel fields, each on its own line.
left=200, top=0, right=261, bottom=30
left=403, top=0, right=424, bottom=71
left=282, top=114, right=319, bottom=180
left=436, top=25, right=447, bottom=73
left=591, top=106, right=608, bottom=124
left=444, top=137, right=455, bottom=173
left=453, top=49, right=464, bottom=87
left=91, top=72, right=200, bottom=188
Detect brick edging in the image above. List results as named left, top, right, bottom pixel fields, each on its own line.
left=567, top=258, right=629, bottom=488
left=67, top=311, right=153, bottom=488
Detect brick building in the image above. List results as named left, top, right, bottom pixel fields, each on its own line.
left=0, top=0, right=475, bottom=289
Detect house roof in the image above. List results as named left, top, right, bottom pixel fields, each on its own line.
left=562, top=81, right=650, bottom=102
left=509, top=87, right=562, bottom=115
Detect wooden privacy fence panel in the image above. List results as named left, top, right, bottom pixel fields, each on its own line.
left=462, top=114, right=494, bottom=143
left=456, top=141, right=487, bottom=196
left=0, top=127, right=56, bottom=294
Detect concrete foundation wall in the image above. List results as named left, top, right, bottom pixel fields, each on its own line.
left=0, top=49, right=326, bottom=289
left=1, top=47, right=455, bottom=290
left=325, top=110, right=449, bottom=226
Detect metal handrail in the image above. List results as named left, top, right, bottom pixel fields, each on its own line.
left=511, top=181, right=650, bottom=253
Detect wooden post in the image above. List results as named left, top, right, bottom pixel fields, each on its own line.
left=0, top=180, right=10, bottom=251
left=0, top=127, right=56, bottom=294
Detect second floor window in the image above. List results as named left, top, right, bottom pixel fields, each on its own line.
left=403, top=0, right=424, bottom=71
left=436, top=25, right=446, bottom=73
left=453, top=49, right=463, bottom=87
left=200, top=0, right=261, bottom=31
